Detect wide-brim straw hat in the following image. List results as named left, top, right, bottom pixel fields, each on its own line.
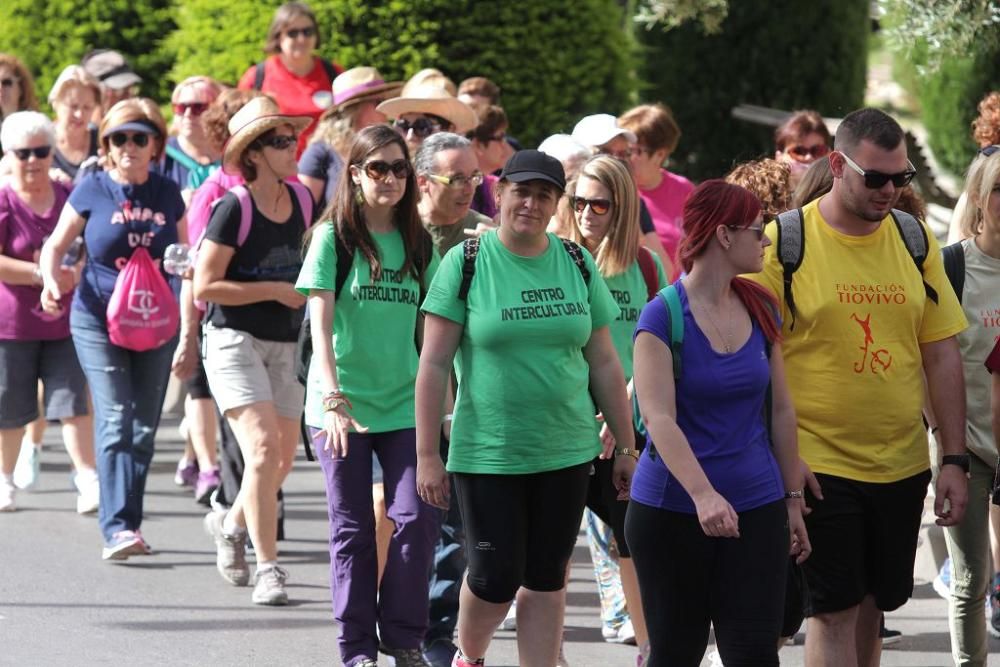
left=321, top=66, right=404, bottom=120
left=376, top=83, right=477, bottom=135
left=222, top=97, right=311, bottom=174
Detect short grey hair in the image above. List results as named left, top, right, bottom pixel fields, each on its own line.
left=413, top=132, right=472, bottom=175
left=1, top=111, right=56, bottom=151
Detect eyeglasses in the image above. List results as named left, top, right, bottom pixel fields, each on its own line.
left=12, top=146, right=52, bottom=160
left=109, top=132, right=151, bottom=148
left=980, top=145, right=1000, bottom=157
left=394, top=117, right=442, bottom=139
left=173, top=102, right=208, bottom=117
left=600, top=148, right=636, bottom=161
left=0, top=78, right=19, bottom=89
left=257, top=134, right=298, bottom=151
left=727, top=224, right=765, bottom=240
left=427, top=171, right=484, bottom=189
left=785, top=144, right=830, bottom=162
left=571, top=196, right=612, bottom=216
left=285, top=27, right=316, bottom=39
left=362, top=159, right=410, bottom=180
left=840, top=152, right=916, bottom=189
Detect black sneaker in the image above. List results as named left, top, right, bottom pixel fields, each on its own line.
left=879, top=625, right=902, bottom=647
left=989, top=588, right=1000, bottom=638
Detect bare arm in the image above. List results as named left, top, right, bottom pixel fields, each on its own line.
left=39, top=203, right=87, bottom=312
left=193, top=239, right=304, bottom=308
left=922, top=335, right=969, bottom=526
left=0, top=246, right=43, bottom=286
left=298, top=174, right=326, bottom=209
left=584, top=326, right=631, bottom=458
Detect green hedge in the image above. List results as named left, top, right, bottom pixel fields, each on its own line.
left=635, top=0, right=868, bottom=181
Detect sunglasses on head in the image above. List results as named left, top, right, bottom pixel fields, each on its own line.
left=257, top=134, right=298, bottom=151
left=786, top=144, right=830, bottom=162
left=0, top=78, right=18, bottom=89
left=394, top=117, right=442, bottom=139
left=840, top=152, right=916, bottom=189
left=571, top=196, right=612, bottom=216
left=12, top=146, right=52, bottom=161
left=727, top=224, right=765, bottom=241
left=110, top=132, right=151, bottom=148
left=362, top=159, right=410, bottom=180
left=285, top=26, right=316, bottom=39
left=173, top=102, right=208, bottom=117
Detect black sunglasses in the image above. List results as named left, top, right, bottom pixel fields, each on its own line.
left=570, top=196, right=612, bottom=215
left=110, top=132, right=151, bottom=148
left=0, top=78, right=18, bottom=89
left=727, top=224, right=766, bottom=241
left=257, top=134, right=298, bottom=151
left=840, top=152, right=916, bottom=189
left=362, top=159, right=410, bottom=180
left=12, top=146, right=52, bottom=160
left=394, top=117, right=442, bottom=139
left=285, top=27, right=316, bottom=39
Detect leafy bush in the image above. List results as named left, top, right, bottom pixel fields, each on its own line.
left=635, top=0, right=869, bottom=180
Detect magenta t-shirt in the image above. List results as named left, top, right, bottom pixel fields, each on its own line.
left=0, top=182, right=72, bottom=340
left=639, top=169, right=693, bottom=277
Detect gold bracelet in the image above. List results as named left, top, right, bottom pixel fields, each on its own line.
left=614, top=448, right=639, bottom=460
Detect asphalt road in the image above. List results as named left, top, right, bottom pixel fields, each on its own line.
left=1, top=418, right=995, bottom=666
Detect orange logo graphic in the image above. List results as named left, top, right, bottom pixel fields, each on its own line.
left=851, top=313, right=892, bottom=374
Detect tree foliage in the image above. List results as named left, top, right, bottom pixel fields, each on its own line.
left=878, top=0, right=1000, bottom=73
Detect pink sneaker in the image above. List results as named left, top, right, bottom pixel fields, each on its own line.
left=194, top=468, right=221, bottom=505
left=451, top=650, right=485, bottom=667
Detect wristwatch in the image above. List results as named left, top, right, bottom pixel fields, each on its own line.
left=941, top=454, right=971, bottom=474
left=614, top=448, right=639, bottom=460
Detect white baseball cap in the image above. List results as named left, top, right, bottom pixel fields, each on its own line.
left=571, top=113, right=636, bottom=149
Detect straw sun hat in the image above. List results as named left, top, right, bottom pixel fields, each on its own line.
left=323, top=66, right=404, bottom=118
left=376, top=77, right=477, bottom=135
left=222, top=96, right=311, bottom=174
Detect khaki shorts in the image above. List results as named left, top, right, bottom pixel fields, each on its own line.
left=202, top=326, right=304, bottom=420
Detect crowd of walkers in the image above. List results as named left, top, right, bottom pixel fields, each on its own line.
left=4, top=3, right=1000, bottom=667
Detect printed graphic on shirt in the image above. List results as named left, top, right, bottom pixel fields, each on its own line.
left=850, top=313, right=893, bottom=374
left=352, top=268, right=420, bottom=305
left=501, top=287, right=589, bottom=321
left=610, top=287, right=640, bottom=323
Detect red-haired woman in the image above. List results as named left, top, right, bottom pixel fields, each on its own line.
left=626, top=180, right=810, bottom=666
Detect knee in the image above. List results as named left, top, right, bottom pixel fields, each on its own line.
left=246, top=439, right=281, bottom=477
left=467, top=567, right=519, bottom=604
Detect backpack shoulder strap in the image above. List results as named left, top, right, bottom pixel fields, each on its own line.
left=656, top=284, right=684, bottom=380
left=231, top=185, right=254, bottom=247
left=776, top=208, right=805, bottom=331
left=941, top=240, right=966, bottom=305
left=253, top=61, right=265, bottom=90
left=636, top=246, right=658, bottom=301
left=164, top=141, right=200, bottom=173
left=458, top=237, right=481, bottom=301
left=333, top=227, right=353, bottom=300
left=320, top=59, right=339, bottom=82
left=890, top=208, right=939, bottom=304
left=559, top=237, right=591, bottom=285
left=287, top=180, right=314, bottom=228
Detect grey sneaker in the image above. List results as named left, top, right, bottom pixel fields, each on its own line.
left=204, top=511, right=250, bottom=586
left=381, top=645, right=432, bottom=667
left=252, top=565, right=289, bottom=605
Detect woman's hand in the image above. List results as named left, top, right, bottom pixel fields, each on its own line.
left=272, top=282, right=307, bottom=309
left=787, top=500, right=812, bottom=564
left=598, top=417, right=616, bottom=455
left=612, top=453, right=636, bottom=501
left=321, top=403, right=368, bottom=459
left=171, top=335, right=198, bottom=380
left=417, top=454, right=450, bottom=509
left=40, top=277, right=65, bottom=315
left=692, top=488, right=740, bottom=538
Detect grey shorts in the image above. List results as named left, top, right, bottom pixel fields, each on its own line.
left=202, top=326, right=304, bottom=420
left=0, top=337, right=89, bottom=428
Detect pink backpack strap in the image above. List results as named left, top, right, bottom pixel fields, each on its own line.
left=231, top=185, right=254, bottom=247
left=287, top=180, right=314, bottom=228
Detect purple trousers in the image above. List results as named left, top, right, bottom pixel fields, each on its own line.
left=312, top=427, right=441, bottom=666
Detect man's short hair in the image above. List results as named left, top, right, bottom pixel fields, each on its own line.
left=457, top=76, right=501, bottom=105
left=413, top=132, right=472, bottom=175
left=834, top=108, right=905, bottom=153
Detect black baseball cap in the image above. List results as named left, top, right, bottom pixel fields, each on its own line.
left=499, top=149, right=566, bottom=191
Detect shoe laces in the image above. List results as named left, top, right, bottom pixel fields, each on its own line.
left=388, top=648, right=430, bottom=667
left=257, top=565, right=288, bottom=586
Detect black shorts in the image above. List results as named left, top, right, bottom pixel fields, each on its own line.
left=453, top=462, right=591, bottom=604
left=185, top=326, right=212, bottom=400
left=802, top=469, right=931, bottom=616
left=585, top=430, right=643, bottom=558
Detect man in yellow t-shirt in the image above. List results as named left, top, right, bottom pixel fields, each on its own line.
left=748, top=108, right=969, bottom=666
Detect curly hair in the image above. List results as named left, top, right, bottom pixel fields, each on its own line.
left=972, top=92, right=1000, bottom=148
left=202, top=89, right=264, bottom=152
left=724, top=158, right=792, bottom=218
left=0, top=53, right=39, bottom=112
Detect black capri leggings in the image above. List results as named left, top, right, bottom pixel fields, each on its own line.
left=625, top=499, right=789, bottom=667
left=453, top=462, right=591, bottom=604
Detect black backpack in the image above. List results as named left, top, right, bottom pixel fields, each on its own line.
left=457, top=236, right=590, bottom=300
left=941, top=240, right=966, bottom=304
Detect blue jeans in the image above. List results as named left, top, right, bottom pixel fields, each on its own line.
left=70, top=306, right=176, bottom=543
left=425, top=434, right=466, bottom=646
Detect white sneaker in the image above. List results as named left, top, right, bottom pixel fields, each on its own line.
left=13, top=442, right=41, bottom=489
left=74, top=469, right=100, bottom=514
left=602, top=618, right=636, bottom=645
left=499, top=601, right=517, bottom=630
left=0, top=478, right=15, bottom=512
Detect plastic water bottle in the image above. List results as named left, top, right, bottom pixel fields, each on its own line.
left=61, top=236, right=84, bottom=266
left=163, top=243, right=193, bottom=275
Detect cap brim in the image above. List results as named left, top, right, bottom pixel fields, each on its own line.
left=502, top=170, right=565, bottom=190
left=101, top=72, right=142, bottom=90
left=572, top=127, right=637, bottom=148
left=102, top=120, right=160, bottom=137
left=222, top=114, right=312, bottom=174
left=375, top=97, right=477, bottom=134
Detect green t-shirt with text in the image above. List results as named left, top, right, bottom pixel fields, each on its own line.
left=602, top=253, right=667, bottom=380
left=295, top=222, right=439, bottom=431
left=421, top=231, right=619, bottom=474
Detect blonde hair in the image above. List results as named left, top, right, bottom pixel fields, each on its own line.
left=170, top=76, right=223, bottom=105
left=48, top=65, right=102, bottom=107
left=310, top=103, right=366, bottom=156
left=568, top=155, right=641, bottom=276
left=99, top=98, right=168, bottom=164
left=957, top=150, right=1000, bottom=238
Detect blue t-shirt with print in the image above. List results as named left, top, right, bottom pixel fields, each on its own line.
left=630, top=280, right=784, bottom=514
left=69, top=170, right=185, bottom=319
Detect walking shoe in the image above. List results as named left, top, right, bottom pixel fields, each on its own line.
left=352, top=660, right=378, bottom=667
left=194, top=468, right=221, bottom=506
left=451, top=650, right=485, bottom=667
left=422, top=639, right=459, bottom=667
left=174, top=458, right=198, bottom=488
left=13, top=442, right=41, bottom=489
left=879, top=625, right=902, bottom=647
left=102, top=530, right=146, bottom=561
left=0, top=478, right=15, bottom=512
left=602, top=618, right=636, bottom=645
left=74, top=469, right=100, bottom=514
left=204, top=510, right=250, bottom=585
left=380, top=644, right=432, bottom=667
left=134, top=529, right=153, bottom=555
left=989, top=586, right=1000, bottom=638
left=499, top=601, right=516, bottom=630
left=251, top=565, right=289, bottom=605
left=637, top=640, right=650, bottom=667
left=932, top=558, right=951, bottom=600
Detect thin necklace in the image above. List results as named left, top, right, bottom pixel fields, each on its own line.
left=692, top=292, right=733, bottom=353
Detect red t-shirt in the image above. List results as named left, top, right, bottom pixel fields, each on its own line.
left=238, top=55, right=340, bottom=157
